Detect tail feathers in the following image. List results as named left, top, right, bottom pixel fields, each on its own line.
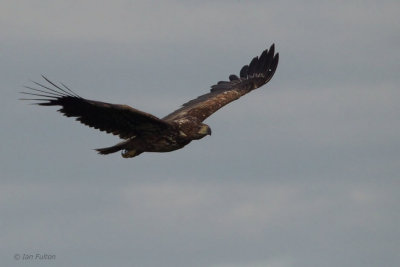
left=95, top=141, right=127, bottom=155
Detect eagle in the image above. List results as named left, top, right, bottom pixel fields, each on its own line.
left=21, top=44, right=279, bottom=158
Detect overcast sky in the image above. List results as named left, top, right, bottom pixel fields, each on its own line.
left=1, top=0, right=399, bottom=266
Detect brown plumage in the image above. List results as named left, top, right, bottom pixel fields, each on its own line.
left=21, top=44, right=279, bottom=158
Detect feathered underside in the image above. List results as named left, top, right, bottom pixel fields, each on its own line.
left=20, top=76, right=171, bottom=139
left=163, top=43, right=279, bottom=122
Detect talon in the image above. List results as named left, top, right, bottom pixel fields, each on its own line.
left=122, top=149, right=138, bottom=158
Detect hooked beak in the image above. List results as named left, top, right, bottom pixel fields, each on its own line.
left=198, top=125, right=212, bottom=137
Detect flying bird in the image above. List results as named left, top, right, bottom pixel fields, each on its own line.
left=21, top=44, right=279, bottom=158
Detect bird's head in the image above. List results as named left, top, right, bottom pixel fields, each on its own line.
left=187, top=123, right=211, bottom=140
left=177, top=120, right=211, bottom=140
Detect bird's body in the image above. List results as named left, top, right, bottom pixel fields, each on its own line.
left=100, top=117, right=209, bottom=158
left=21, top=44, right=279, bottom=158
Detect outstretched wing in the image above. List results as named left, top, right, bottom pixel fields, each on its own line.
left=21, top=76, right=172, bottom=139
left=163, top=44, right=279, bottom=122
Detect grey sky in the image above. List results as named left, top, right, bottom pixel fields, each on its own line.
left=1, top=0, right=399, bottom=266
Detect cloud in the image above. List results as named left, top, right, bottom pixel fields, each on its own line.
left=1, top=0, right=400, bottom=266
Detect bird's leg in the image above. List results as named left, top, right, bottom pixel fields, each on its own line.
left=121, top=149, right=141, bottom=158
